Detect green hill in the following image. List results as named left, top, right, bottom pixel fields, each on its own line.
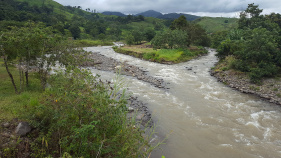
left=194, top=17, right=238, bottom=33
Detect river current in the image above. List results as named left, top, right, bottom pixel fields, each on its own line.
left=84, top=46, right=281, bottom=158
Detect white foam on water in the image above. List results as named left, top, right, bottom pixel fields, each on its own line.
left=219, top=144, right=233, bottom=148
left=263, top=128, right=272, bottom=141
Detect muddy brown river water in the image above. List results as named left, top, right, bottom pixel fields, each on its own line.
left=84, top=46, right=281, bottom=158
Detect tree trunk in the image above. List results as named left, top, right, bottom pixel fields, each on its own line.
left=26, top=51, right=31, bottom=87
left=3, top=56, right=18, bottom=94
left=25, top=70, right=29, bottom=87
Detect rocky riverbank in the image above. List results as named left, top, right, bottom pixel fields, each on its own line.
left=81, top=52, right=166, bottom=89
left=210, top=68, right=281, bottom=105
left=80, top=49, right=162, bottom=129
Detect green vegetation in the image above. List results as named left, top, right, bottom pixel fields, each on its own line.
left=0, top=21, right=163, bottom=157
left=117, top=15, right=209, bottom=64
left=0, top=62, right=162, bottom=157
left=194, top=17, right=238, bottom=33
left=113, top=45, right=207, bottom=64
left=213, top=3, right=281, bottom=83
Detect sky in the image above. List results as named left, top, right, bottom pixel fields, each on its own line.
left=53, top=0, right=281, bottom=17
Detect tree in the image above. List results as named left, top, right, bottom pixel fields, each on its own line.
left=151, top=30, right=189, bottom=49
left=69, top=24, right=81, bottom=39
left=124, top=32, right=134, bottom=46
left=170, top=15, right=189, bottom=30
left=234, top=28, right=279, bottom=82
left=238, top=3, right=264, bottom=29
left=143, top=28, right=156, bottom=42
left=131, top=30, right=143, bottom=44
left=0, top=22, right=86, bottom=93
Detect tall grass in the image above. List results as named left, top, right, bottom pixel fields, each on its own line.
left=0, top=62, right=42, bottom=120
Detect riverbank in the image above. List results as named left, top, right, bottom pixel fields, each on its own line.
left=80, top=49, right=165, bottom=129
left=210, top=64, right=281, bottom=105
left=81, top=51, right=167, bottom=89
left=113, top=44, right=208, bottom=64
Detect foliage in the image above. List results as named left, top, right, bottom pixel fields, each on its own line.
left=216, top=3, right=281, bottom=83
left=18, top=68, right=161, bottom=157
left=167, top=15, right=210, bottom=46
left=114, top=45, right=207, bottom=64
left=0, top=22, right=87, bottom=93
left=216, top=39, right=243, bottom=59
left=69, top=24, right=81, bottom=39
left=170, top=15, right=189, bottom=30
left=233, top=28, right=279, bottom=82
left=151, top=29, right=190, bottom=49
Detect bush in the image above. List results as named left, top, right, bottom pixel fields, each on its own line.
left=216, top=39, right=242, bottom=59
left=249, top=62, right=278, bottom=83
left=19, top=68, right=159, bottom=157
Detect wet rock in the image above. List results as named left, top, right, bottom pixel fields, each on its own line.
left=128, top=107, right=134, bottom=112
left=15, top=122, right=31, bottom=136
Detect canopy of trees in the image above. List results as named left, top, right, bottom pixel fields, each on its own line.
left=215, top=3, right=281, bottom=83
left=151, top=15, right=210, bottom=49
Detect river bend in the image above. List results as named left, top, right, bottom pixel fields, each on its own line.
left=84, top=47, right=281, bottom=158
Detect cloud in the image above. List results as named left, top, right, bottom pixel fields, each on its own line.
left=53, top=0, right=281, bottom=17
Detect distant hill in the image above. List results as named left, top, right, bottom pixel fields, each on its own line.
left=136, top=10, right=163, bottom=18
left=136, top=10, right=200, bottom=21
left=194, top=17, right=238, bottom=33
left=158, top=13, right=200, bottom=21
left=102, top=11, right=126, bottom=17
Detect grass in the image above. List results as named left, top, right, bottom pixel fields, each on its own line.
left=113, top=44, right=208, bottom=64
left=0, top=61, right=42, bottom=120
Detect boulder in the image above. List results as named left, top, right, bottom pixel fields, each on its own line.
left=15, top=122, right=31, bottom=136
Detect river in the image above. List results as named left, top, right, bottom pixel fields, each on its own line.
left=84, top=46, right=281, bottom=158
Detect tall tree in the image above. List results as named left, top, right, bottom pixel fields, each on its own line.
left=170, top=15, right=189, bottom=30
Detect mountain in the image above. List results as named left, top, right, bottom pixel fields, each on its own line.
left=158, top=13, right=200, bottom=21
left=136, top=10, right=163, bottom=18
left=136, top=10, right=200, bottom=21
left=102, top=11, right=126, bottom=17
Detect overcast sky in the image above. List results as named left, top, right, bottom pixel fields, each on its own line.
left=53, top=0, right=281, bottom=17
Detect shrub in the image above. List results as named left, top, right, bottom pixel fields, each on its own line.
left=19, top=68, right=160, bottom=157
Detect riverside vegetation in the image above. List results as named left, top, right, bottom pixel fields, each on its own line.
left=0, top=23, right=165, bottom=157
left=210, top=4, right=281, bottom=104
left=211, top=3, right=281, bottom=83
left=114, top=15, right=210, bottom=64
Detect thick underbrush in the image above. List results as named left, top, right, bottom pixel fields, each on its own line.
left=0, top=64, right=161, bottom=157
